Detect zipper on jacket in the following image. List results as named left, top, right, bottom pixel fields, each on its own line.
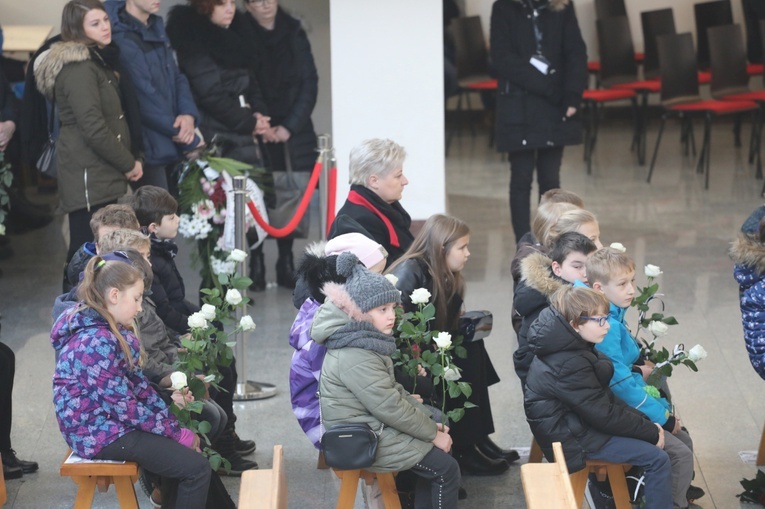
left=84, top=168, right=91, bottom=212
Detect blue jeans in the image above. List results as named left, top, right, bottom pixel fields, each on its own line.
left=587, top=436, right=673, bottom=509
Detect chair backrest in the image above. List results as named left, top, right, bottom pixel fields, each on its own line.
left=694, top=0, right=734, bottom=69
left=597, top=16, right=638, bottom=87
left=595, top=0, right=627, bottom=21
left=451, top=15, right=490, bottom=80
left=708, top=24, right=750, bottom=98
left=641, top=8, right=676, bottom=79
left=657, top=32, right=702, bottom=106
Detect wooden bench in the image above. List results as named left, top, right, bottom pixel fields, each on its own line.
left=333, top=469, right=400, bottom=509
left=521, top=442, right=577, bottom=509
left=569, top=459, right=632, bottom=509
left=0, top=453, right=6, bottom=506
left=239, top=445, right=287, bottom=509
left=59, top=450, right=139, bottom=509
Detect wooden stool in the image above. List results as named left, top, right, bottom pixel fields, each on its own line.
left=757, top=421, right=765, bottom=466
left=59, top=450, right=139, bottom=509
left=239, top=445, right=287, bottom=509
left=529, top=437, right=544, bottom=463
left=333, top=469, right=401, bottom=509
left=0, top=453, right=6, bottom=506
left=569, top=459, right=632, bottom=509
left=521, top=442, right=577, bottom=509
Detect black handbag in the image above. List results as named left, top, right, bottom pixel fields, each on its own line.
left=36, top=102, right=57, bottom=179
left=268, top=143, right=310, bottom=239
left=459, top=310, right=493, bottom=343
left=320, top=423, right=381, bottom=470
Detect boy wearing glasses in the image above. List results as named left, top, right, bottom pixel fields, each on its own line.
left=584, top=248, right=702, bottom=508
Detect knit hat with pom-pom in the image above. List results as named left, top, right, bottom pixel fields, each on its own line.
left=329, top=252, right=400, bottom=316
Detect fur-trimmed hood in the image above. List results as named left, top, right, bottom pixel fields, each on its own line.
left=34, top=41, right=91, bottom=98
left=519, top=252, right=563, bottom=297
left=730, top=233, right=765, bottom=276
left=512, top=0, right=569, bottom=12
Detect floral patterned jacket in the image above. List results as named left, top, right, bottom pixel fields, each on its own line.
left=51, top=306, right=182, bottom=458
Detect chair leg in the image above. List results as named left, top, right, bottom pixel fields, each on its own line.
left=606, top=465, right=632, bottom=509
left=569, top=468, right=589, bottom=508
left=529, top=438, right=544, bottom=464
left=72, top=476, right=97, bottom=509
left=465, top=92, right=476, bottom=137
left=647, top=115, right=667, bottom=183
left=757, top=421, right=765, bottom=466
left=336, top=470, right=361, bottom=509
left=376, top=473, right=402, bottom=509
left=637, top=92, right=649, bottom=165
left=113, top=476, right=139, bottom=509
left=734, top=114, right=743, bottom=148
left=704, top=115, right=713, bottom=190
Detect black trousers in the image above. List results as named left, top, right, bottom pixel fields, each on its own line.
left=66, top=201, right=116, bottom=263
left=410, top=448, right=461, bottom=509
left=0, top=341, right=15, bottom=452
left=508, top=146, right=564, bottom=241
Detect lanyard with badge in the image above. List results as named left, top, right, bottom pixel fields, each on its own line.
left=527, top=0, right=553, bottom=75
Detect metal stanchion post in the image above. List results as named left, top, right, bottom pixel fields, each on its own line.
left=318, top=134, right=330, bottom=241
left=233, top=176, right=277, bottom=401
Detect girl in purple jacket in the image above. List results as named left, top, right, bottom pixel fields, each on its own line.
left=52, top=256, right=210, bottom=508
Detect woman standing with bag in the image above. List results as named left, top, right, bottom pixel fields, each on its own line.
left=490, top=0, right=587, bottom=241
left=243, top=0, right=319, bottom=291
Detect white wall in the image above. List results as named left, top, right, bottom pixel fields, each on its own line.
left=329, top=0, right=446, bottom=220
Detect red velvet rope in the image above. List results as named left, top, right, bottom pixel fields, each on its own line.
left=325, top=164, right=337, bottom=237
left=246, top=156, right=323, bottom=238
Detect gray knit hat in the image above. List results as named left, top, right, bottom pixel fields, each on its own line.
left=334, top=252, right=400, bottom=314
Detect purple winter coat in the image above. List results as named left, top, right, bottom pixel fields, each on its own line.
left=289, top=298, right=326, bottom=449
left=51, top=305, right=183, bottom=458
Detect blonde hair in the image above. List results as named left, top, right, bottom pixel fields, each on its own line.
left=585, top=247, right=637, bottom=286
left=533, top=202, right=578, bottom=247
left=76, top=256, right=143, bottom=370
left=98, top=229, right=150, bottom=255
left=349, top=139, right=407, bottom=186
left=387, top=214, right=469, bottom=332
left=545, top=208, right=599, bottom=249
left=550, top=286, right=610, bottom=327
left=540, top=188, right=585, bottom=208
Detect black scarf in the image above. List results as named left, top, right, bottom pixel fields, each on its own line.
left=324, top=320, right=397, bottom=356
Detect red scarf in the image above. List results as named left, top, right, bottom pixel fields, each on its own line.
left=347, top=190, right=400, bottom=248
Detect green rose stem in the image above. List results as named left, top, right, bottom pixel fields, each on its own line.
left=440, top=348, right=447, bottom=426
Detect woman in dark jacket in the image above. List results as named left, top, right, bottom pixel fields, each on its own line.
left=490, top=0, right=587, bottom=241
left=388, top=214, right=517, bottom=476
left=525, top=285, right=672, bottom=508
left=329, top=138, right=414, bottom=268
left=243, top=0, right=319, bottom=291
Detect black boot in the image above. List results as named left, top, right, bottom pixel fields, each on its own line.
left=275, top=252, right=295, bottom=289
left=249, top=248, right=266, bottom=292
left=212, top=430, right=258, bottom=476
left=475, top=436, right=520, bottom=464
left=456, top=446, right=510, bottom=476
left=1, top=449, right=38, bottom=474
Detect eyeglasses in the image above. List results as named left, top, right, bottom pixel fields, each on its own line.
left=581, top=316, right=608, bottom=327
left=248, top=0, right=274, bottom=6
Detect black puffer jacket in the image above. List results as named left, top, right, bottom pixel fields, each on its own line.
left=245, top=7, right=318, bottom=173
left=490, top=0, right=587, bottom=152
left=525, top=306, right=659, bottom=472
left=149, top=236, right=199, bottom=335
left=166, top=6, right=265, bottom=162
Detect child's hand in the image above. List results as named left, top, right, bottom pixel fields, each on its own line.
left=191, top=434, right=201, bottom=452
left=417, top=364, right=427, bottom=377
left=171, top=388, right=194, bottom=408
left=433, top=429, right=453, bottom=453
left=672, top=417, right=682, bottom=435
left=655, top=424, right=665, bottom=449
left=410, top=394, right=423, bottom=404
left=638, top=364, right=653, bottom=381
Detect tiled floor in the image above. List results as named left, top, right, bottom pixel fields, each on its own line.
left=2, top=108, right=765, bottom=508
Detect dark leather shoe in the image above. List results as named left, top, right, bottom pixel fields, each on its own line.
left=2, top=463, right=22, bottom=480
left=457, top=447, right=509, bottom=476
left=476, top=436, right=520, bottom=464
left=249, top=251, right=266, bottom=292
left=233, top=430, right=256, bottom=456
left=276, top=253, right=296, bottom=289
left=458, top=486, right=468, bottom=500
left=2, top=449, right=38, bottom=474
left=218, top=452, right=258, bottom=477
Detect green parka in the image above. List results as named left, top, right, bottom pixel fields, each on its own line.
left=312, top=301, right=437, bottom=472
left=35, top=41, right=135, bottom=213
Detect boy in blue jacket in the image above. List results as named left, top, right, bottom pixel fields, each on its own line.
left=584, top=247, right=703, bottom=508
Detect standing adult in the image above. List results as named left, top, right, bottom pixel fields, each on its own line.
left=243, top=0, right=319, bottom=291
left=104, top=0, right=204, bottom=193
left=490, top=0, right=587, bottom=241
left=35, top=0, right=144, bottom=266
left=328, top=138, right=414, bottom=268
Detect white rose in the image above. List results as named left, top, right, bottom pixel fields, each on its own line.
left=187, top=312, right=209, bottom=330
left=647, top=321, right=669, bottom=337
left=433, top=331, right=453, bottom=349
left=384, top=274, right=399, bottom=286
left=609, top=242, right=626, bottom=252
left=645, top=264, right=663, bottom=278
left=239, top=315, right=257, bottom=331
left=225, top=289, right=243, bottom=306
left=227, top=249, right=248, bottom=263
left=170, top=371, right=188, bottom=391
left=410, top=288, right=432, bottom=305
left=200, top=304, right=217, bottom=321
left=0, top=224, right=5, bottom=236
left=444, top=367, right=461, bottom=381
left=687, top=344, right=707, bottom=363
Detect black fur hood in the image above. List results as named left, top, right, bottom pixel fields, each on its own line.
left=292, top=242, right=344, bottom=309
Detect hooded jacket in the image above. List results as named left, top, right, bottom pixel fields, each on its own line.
left=104, top=0, right=201, bottom=165
left=149, top=235, right=199, bottom=335
left=313, top=291, right=437, bottom=472
left=730, top=232, right=765, bottom=380
left=51, top=306, right=182, bottom=458
left=524, top=306, right=659, bottom=472
left=513, top=252, right=565, bottom=386
left=35, top=41, right=136, bottom=213
left=490, top=0, right=587, bottom=152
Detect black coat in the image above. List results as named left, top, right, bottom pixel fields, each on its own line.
left=166, top=6, right=265, bottom=165
left=490, top=0, right=587, bottom=152
left=245, top=8, right=318, bottom=173
left=524, top=307, right=659, bottom=472
left=149, top=237, right=199, bottom=335
left=389, top=258, right=500, bottom=448
left=329, top=185, right=414, bottom=268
